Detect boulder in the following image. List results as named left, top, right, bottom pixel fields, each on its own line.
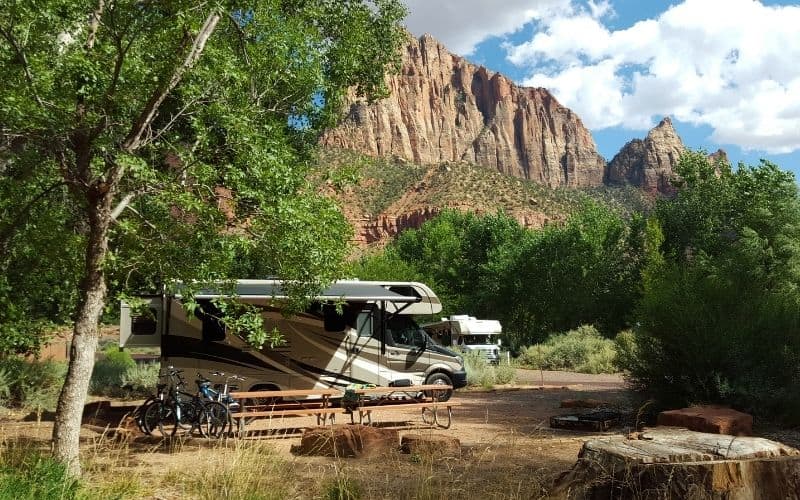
left=401, top=434, right=461, bottom=457
left=658, top=405, right=753, bottom=436
left=293, top=425, right=399, bottom=458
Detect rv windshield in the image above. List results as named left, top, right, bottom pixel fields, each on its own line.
left=463, top=334, right=498, bottom=345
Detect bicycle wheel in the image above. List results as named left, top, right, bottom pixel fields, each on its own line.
left=198, top=402, right=229, bottom=438
left=175, top=399, right=202, bottom=436
left=143, top=400, right=178, bottom=438
left=134, top=397, right=157, bottom=434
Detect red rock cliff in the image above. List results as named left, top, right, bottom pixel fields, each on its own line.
left=605, top=117, right=685, bottom=195
left=321, top=34, right=606, bottom=188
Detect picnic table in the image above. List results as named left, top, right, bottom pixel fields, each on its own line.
left=229, top=388, right=345, bottom=432
left=344, top=384, right=459, bottom=429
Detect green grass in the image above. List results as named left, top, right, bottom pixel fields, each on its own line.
left=0, top=444, right=78, bottom=500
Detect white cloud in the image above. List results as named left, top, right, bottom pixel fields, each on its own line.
left=506, top=0, right=800, bottom=153
left=401, top=0, right=572, bottom=55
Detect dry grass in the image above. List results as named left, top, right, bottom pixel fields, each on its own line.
left=0, top=385, right=661, bottom=499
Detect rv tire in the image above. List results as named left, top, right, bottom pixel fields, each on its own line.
left=243, top=384, right=281, bottom=424
left=424, top=373, right=453, bottom=402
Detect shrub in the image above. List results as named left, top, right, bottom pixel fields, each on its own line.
left=90, top=344, right=136, bottom=396
left=120, top=362, right=159, bottom=396
left=518, top=325, right=619, bottom=374
left=0, top=358, right=66, bottom=417
left=463, top=349, right=517, bottom=387
left=494, top=360, right=516, bottom=384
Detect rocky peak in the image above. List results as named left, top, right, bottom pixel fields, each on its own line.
left=321, top=33, right=606, bottom=188
left=605, top=117, right=685, bottom=195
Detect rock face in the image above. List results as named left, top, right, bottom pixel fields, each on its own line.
left=322, top=33, right=606, bottom=188
left=605, top=117, right=685, bottom=194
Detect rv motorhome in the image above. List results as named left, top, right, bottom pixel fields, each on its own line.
left=422, top=315, right=503, bottom=364
left=120, top=280, right=467, bottom=401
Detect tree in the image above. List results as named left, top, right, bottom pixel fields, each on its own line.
left=492, top=202, right=645, bottom=346
left=0, top=0, right=406, bottom=475
left=391, top=210, right=526, bottom=316
left=629, top=152, right=800, bottom=417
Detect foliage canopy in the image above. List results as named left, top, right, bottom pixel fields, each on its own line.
left=1, top=0, right=407, bottom=473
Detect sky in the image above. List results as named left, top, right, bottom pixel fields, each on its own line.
left=401, top=0, right=800, bottom=176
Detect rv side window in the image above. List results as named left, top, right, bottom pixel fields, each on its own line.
left=386, top=316, right=425, bottom=348
left=131, top=308, right=158, bottom=335
left=195, top=301, right=225, bottom=342
left=306, top=302, right=362, bottom=332
left=356, top=311, right=372, bottom=337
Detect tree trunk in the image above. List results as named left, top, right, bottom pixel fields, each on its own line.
left=52, top=193, right=112, bottom=477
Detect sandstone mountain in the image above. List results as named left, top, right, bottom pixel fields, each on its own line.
left=318, top=34, right=706, bottom=246
left=605, top=117, right=685, bottom=195
left=321, top=33, right=607, bottom=188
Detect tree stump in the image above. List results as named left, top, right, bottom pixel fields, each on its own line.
left=292, top=425, right=399, bottom=458
left=551, top=427, right=800, bottom=499
left=401, top=434, right=461, bottom=457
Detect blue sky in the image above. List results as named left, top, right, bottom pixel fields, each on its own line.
left=402, top=0, right=800, bottom=175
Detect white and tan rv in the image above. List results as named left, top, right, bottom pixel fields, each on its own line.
left=423, top=315, right=503, bottom=364
left=120, top=280, right=467, bottom=400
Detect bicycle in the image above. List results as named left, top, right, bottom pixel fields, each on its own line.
left=141, top=368, right=185, bottom=437
left=139, top=367, right=221, bottom=438
left=132, top=379, right=169, bottom=435
left=195, top=371, right=244, bottom=437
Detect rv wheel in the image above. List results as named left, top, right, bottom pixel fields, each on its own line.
left=424, top=373, right=453, bottom=402
left=243, top=385, right=281, bottom=424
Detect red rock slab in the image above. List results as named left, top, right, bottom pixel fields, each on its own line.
left=657, top=405, right=752, bottom=436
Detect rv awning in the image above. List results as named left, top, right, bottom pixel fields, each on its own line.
left=184, top=280, right=421, bottom=303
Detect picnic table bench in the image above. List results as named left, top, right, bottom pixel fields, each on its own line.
left=229, top=388, right=344, bottom=431
left=345, top=384, right=459, bottom=429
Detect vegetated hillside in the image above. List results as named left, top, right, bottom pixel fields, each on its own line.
left=312, top=148, right=652, bottom=247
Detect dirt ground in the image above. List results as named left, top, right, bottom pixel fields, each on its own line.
left=1, top=370, right=645, bottom=499
left=4, top=370, right=798, bottom=498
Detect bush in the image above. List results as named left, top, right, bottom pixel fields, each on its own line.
left=518, top=325, right=619, bottom=374
left=90, top=344, right=136, bottom=396
left=494, top=360, right=516, bottom=385
left=0, top=358, right=66, bottom=416
left=120, top=362, right=160, bottom=396
left=463, top=349, right=517, bottom=388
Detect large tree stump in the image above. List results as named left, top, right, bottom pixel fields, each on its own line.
left=551, top=427, right=800, bottom=499
left=293, top=425, right=399, bottom=458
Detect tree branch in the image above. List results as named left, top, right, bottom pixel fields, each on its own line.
left=0, top=26, right=45, bottom=108
left=121, top=11, right=221, bottom=153
left=0, top=181, right=67, bottom=252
